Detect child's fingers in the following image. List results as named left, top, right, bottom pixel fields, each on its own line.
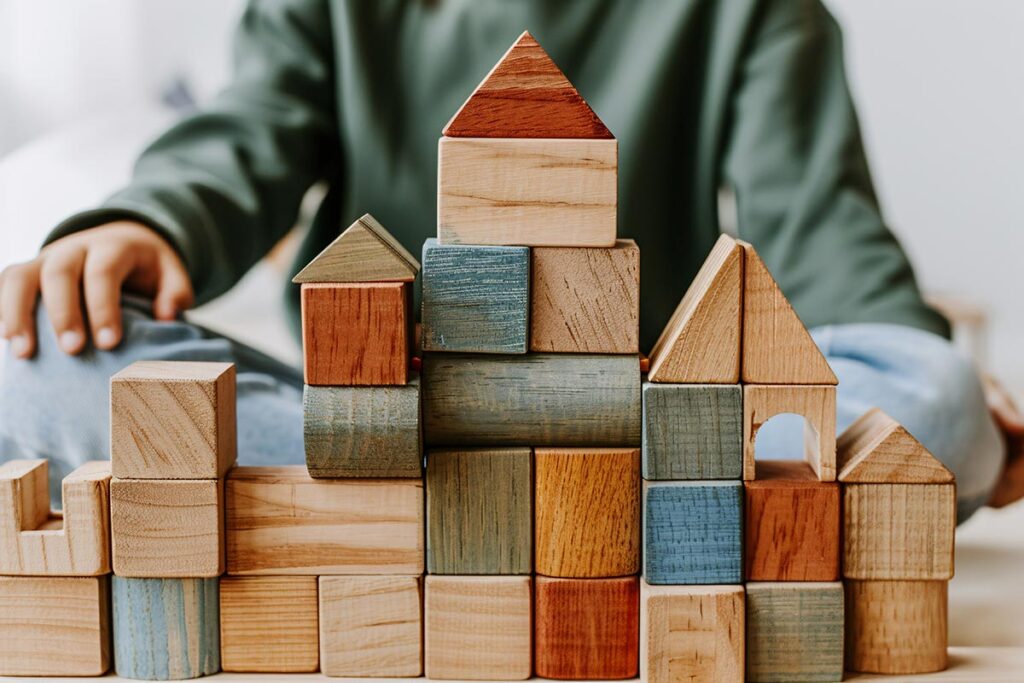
left=152, top=253, right=194, bottom=321
left=0, top=260, right=42, bottom=358
left=83, top=247, right=134, bottom=350
left=39, top=247, right=88, bottom=355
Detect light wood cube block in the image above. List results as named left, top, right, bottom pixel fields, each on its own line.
left=220, top=576, right=319, bottom=673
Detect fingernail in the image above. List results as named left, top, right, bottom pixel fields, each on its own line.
left=96, top=327, right=118, bottom=349
left=11, top=335, right=30, bottom=357
left=59, top=330, right=83, bottom=353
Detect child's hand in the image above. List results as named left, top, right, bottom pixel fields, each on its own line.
left=0, top=221, right=193, bottom=358
left=985, top=375, right=1024, bottom=508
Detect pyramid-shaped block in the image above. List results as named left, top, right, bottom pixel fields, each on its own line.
left=837, top=407, right=954, bottom=483
left=292, top=213, right=419, bottom=283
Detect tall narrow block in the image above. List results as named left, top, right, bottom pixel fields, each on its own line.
left=743, top=384, right=837, bottom=482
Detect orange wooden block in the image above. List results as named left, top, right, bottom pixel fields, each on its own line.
left=535, top=576, right=639, bottom=680
left=301, top=282, right=411, bottom=386
left=745, top=460, right=840, bottom=581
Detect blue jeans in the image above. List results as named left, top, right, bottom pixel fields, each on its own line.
left=0, top=297, right=1004, bottom=522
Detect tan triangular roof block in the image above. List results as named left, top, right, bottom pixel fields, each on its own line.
left=443, top=30, right=613, bottom=139
left=292, top=214, right=420, bottom=283
left=838, top=407, right=954, bottom=483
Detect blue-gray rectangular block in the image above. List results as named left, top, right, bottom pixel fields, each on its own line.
left=642, top=382, right=742, bottom=480
left=421, top=238, right=529, bottom=353
left=643, top=481, right=743, bottom=584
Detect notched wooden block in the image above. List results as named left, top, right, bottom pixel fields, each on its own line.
left=743, top=384, right=837, bottom=482
left=220, top=576, right=319, bottom=673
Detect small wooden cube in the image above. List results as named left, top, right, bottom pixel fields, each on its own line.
left=110, top=360, right=236, bottom=479
left=220, top=576, right=319, bottom=673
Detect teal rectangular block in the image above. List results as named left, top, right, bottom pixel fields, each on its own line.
left=421, top=238, right=529, bottom=354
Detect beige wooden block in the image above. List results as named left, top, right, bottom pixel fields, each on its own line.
left=320, top=576, right=422, bottom=677
left=838, top=407, right=954, bottom=483
left=110, top=360, right=236, bottom=479
left=743, top=384, right=837, bottom=482
left=292, top=213, right=420, bottom=283
left=220, top=576, right=319, bottom=673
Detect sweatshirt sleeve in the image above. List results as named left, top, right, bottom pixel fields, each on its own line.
left=720, top=0, right=949, bottom=337
left=47, top=0, right=338, bottom=305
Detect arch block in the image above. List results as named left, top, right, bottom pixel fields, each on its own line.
left=743, top=385, right=836, bottom=482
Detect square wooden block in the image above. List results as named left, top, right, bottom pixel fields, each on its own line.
left=110, top=360, right=236, bottom=479
left=220, top=576, right=319, bottom=673
left=743, top=384, right=836, bottom=482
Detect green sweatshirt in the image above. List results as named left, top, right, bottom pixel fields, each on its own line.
left=50, top=0, right=948, bottom=350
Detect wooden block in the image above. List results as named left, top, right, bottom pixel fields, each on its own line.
left=421, top=239, right=529, bottom=354
left=642, top=383, right=743, bottom=480
left=0, top=459, right=110, bottom=575
left=640, top=581, right=744, bottom=683
left=438, top=137, right=617, bottom=247
left=535, top=448, right=639, bottom=578
left=292, top=213, right=419, bottom=283
left=425, top=575, right=532, bottom=680
left=838, top=407, right=954, bottom=483
left=745, top=460, right=840, bottom=581
left=0, top=576, right=110, bottom=676
left=319, top=576, right=422, bottom=677
left=220, top=576, right=319, bottom=673
left=110, top=360, right=236, bottom=479
left=843, top=483, right=955, bottom=580
left=643, top=481, right=743, bottom=585
left=226, top=466, right=423, bottom=575
left=745, top=582, right=844, bottom=683
left=301, top=282, right=411, bottom=386
left=743, top=384, right=837, bottom=482
left=534, top=576, right=639, bottom=679
left=303, top=376, right=422, bottom=478
left=845, top=579, right=948, bottom=674
left=110, top=478, right=223, bottom=578
left=648, top=234, right=742, bottom=383
left=529, top=240, right=640, bottom=354
left=739, top=241, right=838, bottom=385
left=426, top=448, right=531, bottom=575
left=423, top=353, right=640, bottom=447
left=112, top=576, right=219, bottom=680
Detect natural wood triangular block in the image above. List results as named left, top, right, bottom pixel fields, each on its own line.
left=292, top=213, right=419, bottom=283
left=838, top=408, right=954, bottom=483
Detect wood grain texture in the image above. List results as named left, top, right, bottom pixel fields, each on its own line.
left=743, top=384, right=837, bottom=482
left=745, top=582, right=844, bottom=683
left=843, top=483, right=955, bottom=580
left=640, top=581, right=744, bottom=683
left=301, top=282, right=411, bottom=386
left=846, top=580, right=947, bottom=675
left=292, top=213, right=419, bottom=283
left=303, top=377, right=422, bottom=479
left=425, top=575, right=532, bottom=680
left=648, top=234, right=742, bottom=383
left=319, top=576, right=422, bottom=677
left=0, top=576, right=110, bottom=676
left=529, top=240, right=639, bottom=354
left=534, top=448, right=639, bottom=578
left=220, top=576, right=319, bottom=673
left=838, top=407, right=954, bottom=483
left=443, top=30, right=612, bottom=139
left=641, top=383, right=743, bottom=480
left=744, top=460, right=840, bottom=581
left=643, top=481, right=743, bottom=585
left=226, top=466, right=423, bottom=575
left=423, top=353, right=640, bottom=447
left=438, top=137, right=617, bottom=247
left=0, top=459, right=110, bottom=575
left=110, top=478, right=223, bottom=578
left=110, top=360, right=236, bottom=480
left=112, top=576, right=220, bottom=680
left=534, top=576, right=639, bottom=680
left=426, top=448, right=532, bottom=575
left=421, top=239, right=529, bottom=354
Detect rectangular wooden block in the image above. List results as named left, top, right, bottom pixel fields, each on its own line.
left=530, top=240, right=640, bottom=353
left=642, top=383, right=743, bottom=480
left=438, top=136, right=617, bottom=247
left=643, top=481, right=743, bottom=585
left=640, top=581, right=744, bottom=683
left=535, top=576, right=639, bottom=679
left=301, top=281, right=411, bottom=386
left=745, top=460, right=840, bottom=581
left=427, top=448, right=532, bottom=575
left=423, top=353, right=641, bottom=447
left=743, top=384, right=837, bottom=482
left=746, top=582, right=844, bottom=682
left=110, top=478, right=224, bottom=578
left=320, top=576, right=422, bottom=677
left=303, top=376, right=422, bottom=478
left=110, top=360, right=236, bottom=479
left=0, top=576, right=110, bottom=676
left=535, top=447, right=639, bottom=578
left=843, top=483, right=955, bottom=580
left=226, top=466, right=423, bottom=575
left=421, top=239, right=529, bottom=354
left=425, top=575, right=532, bottom=680
left=220, top=576, right=319, bottom=673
